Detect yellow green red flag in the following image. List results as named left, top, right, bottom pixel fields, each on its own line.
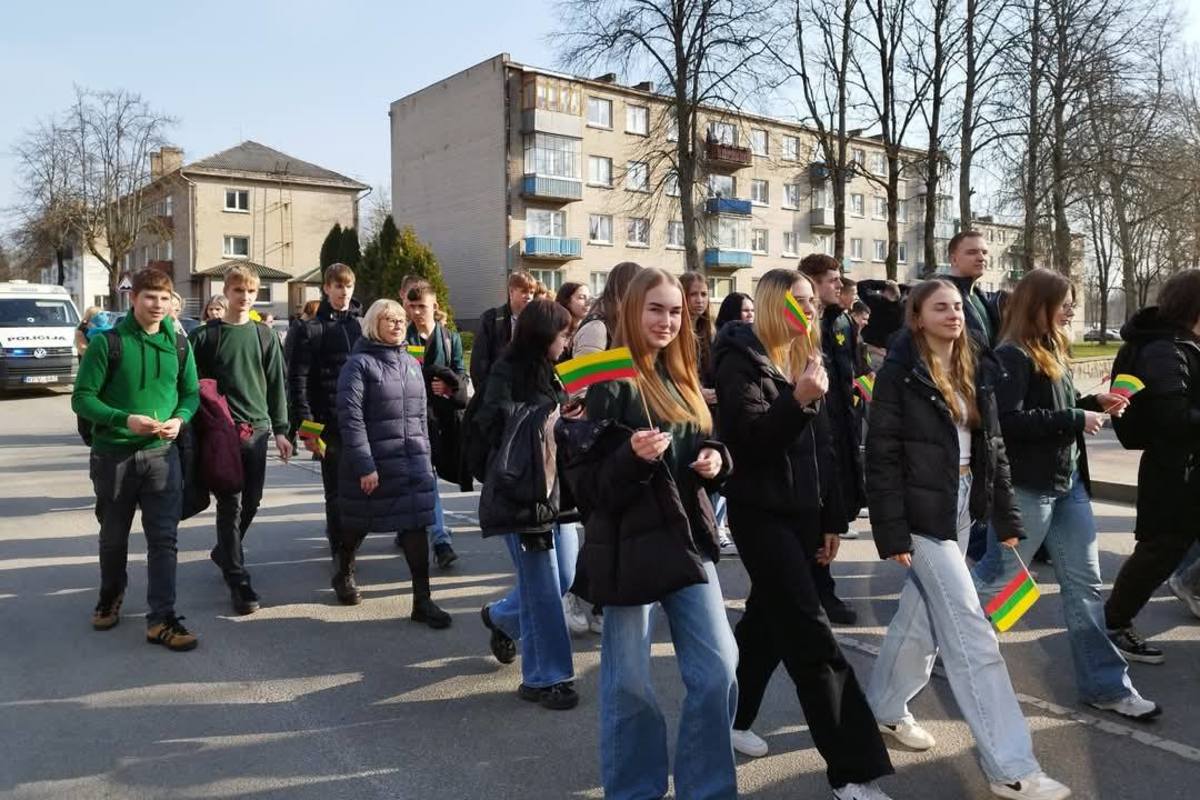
left=555, top=347, right=637, bottom=394
left=985, top=561, right=1041, bottom=632
left=784, top=293, right=811, bottom=334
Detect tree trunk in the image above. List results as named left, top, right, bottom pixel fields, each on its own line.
left=1050, top=95, right=1072, bottom=275
left=886, top=152, right=900, bottom=281
left=959, top=0, right=977, bottom=227
left=924, top=0, right=947, bottom=277
left=55, top=248, right=66, bottom=287
left=1022, top=0, right=1042, bottom=272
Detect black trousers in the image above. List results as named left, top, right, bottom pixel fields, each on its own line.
left=1106, top=528, right=1200, bottom=629
left=213, top=429, right=269, bottom=586
left=728, top=503, right=892, bottom=788
left=318, top=427, right=343, bottom=552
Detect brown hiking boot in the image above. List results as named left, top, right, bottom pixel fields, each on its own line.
left=146, top=616, right=199, bottom=652
left=92, top=592, right=124, bottom=630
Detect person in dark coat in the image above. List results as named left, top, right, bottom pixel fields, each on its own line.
left=865, top=279, right=1071, bottom=800
left=715, top=292, right=754, bottom=330
left=336, top=298, right=450, bottom=629
left=1104, top=269, right=1200, bottom=662
left=469, top=270, right=536, bottom=391
left=288, top=264, right=362, bottom=557
left=713, top=269, right=895, bottom=797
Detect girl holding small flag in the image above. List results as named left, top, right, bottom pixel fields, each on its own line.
left=563, top=268, right=737, bottom=800
left=971, top=269, right=1159, bottom=720
left=865, top=279, right=1071, bottom=800
left=713, top=269, right=895, bottom=800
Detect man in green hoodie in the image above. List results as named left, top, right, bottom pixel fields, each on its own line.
left=72, top=268, right=200, bottom=651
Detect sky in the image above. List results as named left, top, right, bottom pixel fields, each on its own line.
left=2, top=0, right=1199, bottom=229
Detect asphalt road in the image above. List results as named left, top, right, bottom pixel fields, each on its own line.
left=0, top=390, right=1197, bottom=799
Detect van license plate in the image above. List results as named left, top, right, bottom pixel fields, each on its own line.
left=22, top=375, right=58, bottom=384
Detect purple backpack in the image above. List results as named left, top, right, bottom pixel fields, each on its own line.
left=194, top=378, right=244, bottom=493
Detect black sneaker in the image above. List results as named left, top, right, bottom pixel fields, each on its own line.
left=481, top=605, right=517, bottom=664
left=411, top=597, right=452, bottom=629
left=433, top=542, right=458, bottom=569
left=518, top=682, right=579, bottom=710
left=1108, top=627, right=1165, bottom=665
left=823, top=597, right=859, bottom=626
left=231, top=582, right=260, bottom=615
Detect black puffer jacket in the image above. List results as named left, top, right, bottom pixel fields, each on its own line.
left=712, top=322, right=847, bottom=532
left=866, top=329, right=1023, bottom=559
left=821, top=305, right=866, bottom=521
left=994, top=343, right=1103, bottom=495
left=946, top=274, right=1002, bottom=350
left=288, top=299, right=363, bottom=427
left=470, top=302, right=514, bottom=390
left=1120, top=307, right=1200, bottom=539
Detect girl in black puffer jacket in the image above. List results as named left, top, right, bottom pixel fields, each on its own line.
left=864, top=279, right=1070, bottom=800
left=336, top=299, right=450, bottom=629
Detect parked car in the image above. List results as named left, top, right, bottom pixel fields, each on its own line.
left=1083, top=327, right=1122, bottom=342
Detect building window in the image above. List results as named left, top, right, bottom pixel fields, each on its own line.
left=851, top=148, right=866, bottom=167
left=850, top=238, right=863, bottom=260
left=666, top=116, right=679, bottom=142
left=783, top=183, right=801, bottom=209
left=255, top=284, right=272, bottom=304
left=588, top=155, right=612, bottom=187
left=667, top=220, right=685, bottom=248
left=751, top=229, right=768, bottom=254
left=812, top=185, right=831, bottom=209
left=782, top=230, right=797, bottom=256
left=750, top=128, right=768, bottom=156
left=625, top=161, right=649, bottom=192
left=712, top=216, right=748, bottom=250
left=873, top=196, right=887, bottom=220
left=873, top=239, right=887, bottom=261
left=587, top=97, right=612, bottom=129
left=665, top=171, right=680, bottom=197
left=162, top=195, right=173, bottom=216
left=812, top=234, right=832, bottom=255
left=870, top=152, right=887, bottom=175
left=529, top=269, right=564, bottom=292
left=707, top=277, right=734, bottom=301
left=223, top=235, right=249, bottom=257
left=750, top=179, right=769, bottom=206
left=626, top=104, right=649, bottom=135
left=590, top=271, right=608, bottom=295
left=627, top=217, right=650, bottom=247
left=526, top=208, right=565, bottom=238
left=782, top=135, right=799, bottom=161
left=708, top=174, right=735, bottom=198
left=709, top=121, right=737, bottom=145
left=897, top=198, right=908, bottom=223
left=523, top=133, right=581, bottom=179
left=589, top=214, right=613, bottom=244
left=897, top=242, right=908, bottom=263
left=523, top=75, right=581, bottom=114
left=850, top=193, right=865, bottom=217
left=224, top=189, right=249, bottom=212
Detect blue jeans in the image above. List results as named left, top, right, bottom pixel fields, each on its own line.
left=600, top=560, right=739, bottom=800
left=973, top=471, right=1134, bottom=705
left=868, top=476, right=1040, bottom=784
left=709, top=491, right=728, bottom=531
left=427, top=487, right=451, bottom=547
left=1174, top=542, right=1200, bottom=593
left=487, top=523, right=577, bottom=688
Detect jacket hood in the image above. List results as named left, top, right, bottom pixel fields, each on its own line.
left=352, top=337, right=407, bottom=359
left=317, top=297, right=363, bottom=320
left=712, top=321, right=779, bottom=375
left=1119, top=306, right=1188, bottom=344
left=883, top=327, right=920, bottom=371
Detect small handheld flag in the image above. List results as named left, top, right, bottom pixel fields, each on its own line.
left=555, top=347, right=638, bottom=395
left=854, top=374, right=875, bottom=403
left=406, top=345, right=426, bottom=363
left=298, top=420, right=325, bottom=440
left=984, top=552, right=1040, bottom=632
left=784, top=293, right=811, bottom=335
left=1109, top=373, right=1145, bottom=400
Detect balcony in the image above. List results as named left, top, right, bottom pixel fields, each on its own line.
left=705, top=140, right=753, bottom=171
left=704, top=197, right=752, bottom=216
left=809, top=162, right=830, bottom=181
left=703, top=248, right=752, bottom=269
left=521, top=174, right=583, bottom=203
left=810, top=207, right=836, bottom=231
left=520, top=109, right=583, bottom=137
left=523, top=236, right=582, bottom=261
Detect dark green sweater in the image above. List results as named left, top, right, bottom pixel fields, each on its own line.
left=190, top=320, right=289, bottom=433
left=71, top=314, right=199, bottom=453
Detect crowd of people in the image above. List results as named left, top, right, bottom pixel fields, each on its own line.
left=69, top=228, right=1200, bottom=799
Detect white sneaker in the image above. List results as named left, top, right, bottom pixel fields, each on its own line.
left=833, top=781, right=893, bottom=800
left=1168, top=572, right=1200, bottom=619
left=990, top=771, right=1072, bottom=800
left=1088, top=690, right=1162, bottom=720
left=731, top=728, right=768, bottom=758
left=840, top=528, right=860, bottom=540
left=877, top=720, right=935, bottom=750
left=562, top=593, right=589, bottom=635
left=587, top=610, right=603, bottom=635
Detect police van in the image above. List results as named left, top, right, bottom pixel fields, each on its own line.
left=0, top=281, right=81, bottom=390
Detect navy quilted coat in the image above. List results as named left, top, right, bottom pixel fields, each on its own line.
left=337, top=338, right=436, bottom=533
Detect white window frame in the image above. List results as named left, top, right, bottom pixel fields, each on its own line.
left=707, top=276, right=734, bottom=301
left=873, top=239, right=887, bottom=262
left=850, top=193, right=865, bottom=218
left=782, top=230, right=797, bottom=257
left=812, top=185, right=832, bottom=210
left=751, top=228, right=768, bottom=255
left=526, top=208, right=566, bottom=238
left=626, top=217, right=650, bottom=247
left=783, top=183, right=801, bottom=209
left=523, top=133, right=581, bottom=180
left=750, top=128, right=768, bottom=156
left=897, top=242, right=908, bottom=263
left=872, top=196, right=887, bottom=220
left=223, top=235, right=250, bottom=258
left=750, top=179, right=769, bottom=206
left=588, top=214, right=614, bottom=245
left=708, top=173, right=735, bottom=198
left=667, top=220, right=685, bottom=249
left=850, top=238, right=863, bottom=261
left=710, top=121, right=737, bottom=146
left=625, top=104, right=649, bottom=135
left=813, top=233, right=832, bottom=255
left=625, top=160, right=650, bottom=192
left=870, top=152, right=887, bottom=176
left=665, top=171, right=680, bottom=197
left=587, top=97, right=613, bottom=129
left=588, top=155, right=613, bottom=187
left=590, top=271, right=608, bottom=295
left=224, top=188, right=250, bottom=213
left=851, top=148, right=866, bottom=167
left=782, top=135, right=799, bottom=161
left=897, top=198, right=908, bottom=223
left=529, top=269, right=564, bottom=292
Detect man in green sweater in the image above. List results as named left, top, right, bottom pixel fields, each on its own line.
left=190, top=266, right=292, bottom=615
left=72, top=268, right=200, bottom=651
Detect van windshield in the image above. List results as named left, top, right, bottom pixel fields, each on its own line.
left=0, top=298, right=80, bottom=327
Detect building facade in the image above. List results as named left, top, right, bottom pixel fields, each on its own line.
left=391, top=53, right=955, bottom=326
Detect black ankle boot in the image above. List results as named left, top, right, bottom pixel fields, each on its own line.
left=411, top=596, right=451, bottom=629
left=331, top=549, right=361, bottom=605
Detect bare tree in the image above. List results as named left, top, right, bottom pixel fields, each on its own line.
left=11, top=120, right=79, bottom=287
left=360, top=185, right=393, bottom=245
left=554, top=0, right=779, bottom=272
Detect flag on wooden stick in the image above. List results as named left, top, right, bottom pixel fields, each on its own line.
left=984, top=552, right=1041, bottom=632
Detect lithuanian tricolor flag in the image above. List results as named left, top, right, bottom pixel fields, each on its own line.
left=555, top=347, right=638, bottom=394
left=854, top=374, right=875, bottom=403
left=784, top=293, right=811, bottom=335
left=985, top=561, right=1040, bottom=632
left=298, top=420, right=325, bottom=440
left=1109, top=373, right=1145, bottom=400
left=406, top=345, right=426, bottom=364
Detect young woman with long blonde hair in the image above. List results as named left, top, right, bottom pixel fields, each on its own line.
left=713, top=269, right=894, bottom=800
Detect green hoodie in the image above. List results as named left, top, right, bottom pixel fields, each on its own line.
left=71, top=313, right=200, bottom=453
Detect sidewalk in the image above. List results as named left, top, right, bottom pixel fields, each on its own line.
left=1089, top=427, right=1139, bottom=503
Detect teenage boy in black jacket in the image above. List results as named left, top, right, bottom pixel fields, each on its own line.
left=470, top=271, right=535, bottom=391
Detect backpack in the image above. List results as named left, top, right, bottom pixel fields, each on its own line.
left=194, top=378, right=245, bottom=493
left=477, top=402, right=561, bottom=536
left=1109, top=341, right=1152, bottom=450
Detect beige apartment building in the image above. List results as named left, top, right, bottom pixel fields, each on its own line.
left=53, top=141, right=368, bottom=315
left=390, top=53, right=958, bottom=325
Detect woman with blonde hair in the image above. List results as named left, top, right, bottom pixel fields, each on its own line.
left=202, top=295, right=228, bottom=321
left=971, top=269, right=1158, bottom=718
left=866, top=279, right=1070, bottom=800
left=713, top=269, right=894, bottom=799
left=562, top=267, right=736, bottom=799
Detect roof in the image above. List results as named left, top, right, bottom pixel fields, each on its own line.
left=183, top=141, right=369, bottom=190
left=293, top=266, right=325, bottom=284
left=196, top=260, right=295, bottom=280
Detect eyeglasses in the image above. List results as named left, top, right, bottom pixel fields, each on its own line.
left=381, top=317, right=406, bottom=327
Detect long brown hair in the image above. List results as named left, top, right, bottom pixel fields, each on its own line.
left=614, top=268, right=712, bottom=432
left=753, top=269, right=821, bottom=381
left=1000, top=268, right=1072, bottom=381
left=680, top=271, right=715, bottom=341
left=907, top=279, right=980, bottom=428
left=593, top=261, right=643, bottom=335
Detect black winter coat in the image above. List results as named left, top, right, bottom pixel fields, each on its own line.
left=712, top=322, right=847, bottom=532
left=336, top=339, right=436, bottom=533
left=994, top=343, right=1103, bottom=495
left=821, top=305, right=866, bottom=521
left=946, top=274, right=1002, bottom=350
left=866, top=329, right=1023, bottom=559
left=405, top=322, right=470, bottom=485
left=1120, top=308, right=1200, bottom=539
left=470, top=303, right=514, bottom=390
left=288, top=299, right=363, bottom=428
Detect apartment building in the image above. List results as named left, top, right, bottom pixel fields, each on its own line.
left=391, top=53, right=951, bottom=325
left=46, top=141, right=368, bottom=315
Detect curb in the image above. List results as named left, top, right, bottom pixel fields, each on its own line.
left=1092, top=479, right=1137, bottom=505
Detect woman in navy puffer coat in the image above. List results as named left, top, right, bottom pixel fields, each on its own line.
left=336, top=298, right=450, bottom=629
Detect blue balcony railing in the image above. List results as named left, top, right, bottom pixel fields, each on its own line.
left=524, top=236, right=582, bottom=260
left=703, top=248, right=753, bottom=269
left=521, top=174, right=583, bottom=202
left=704, top=197, right=752, bottom=216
